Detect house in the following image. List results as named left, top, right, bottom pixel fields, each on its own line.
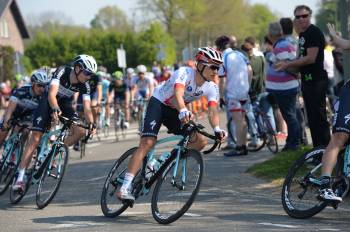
left=0, top=0, right=30, bottom=76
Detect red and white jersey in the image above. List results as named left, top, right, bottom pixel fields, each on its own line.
left=153, top=67, right=219, bottom=109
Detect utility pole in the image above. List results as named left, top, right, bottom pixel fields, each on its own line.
left=339, top=0, right=350, bottom=81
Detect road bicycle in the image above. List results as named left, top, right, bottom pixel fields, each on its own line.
left=10, top=116, right=89, bottom=209
left=0, top=121, right=29, bottom=195
left=113, top=108, right=126, bottom=141
left=96, top=104, right=109, bottom=140
left=281, top=145, right=350, bottom=218
left=100, top=121, right=220, bottom=224
left=227, top=98, right=278, bottom=153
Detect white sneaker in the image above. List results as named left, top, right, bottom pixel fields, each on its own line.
left=319, top=188, right=342, bottom=202
left=116, top=187, right=135, bottom=202
left=13, top=179, right=25, bottom=192
left=106, top=118, right=110, bottom=127
left=123, top=121, right=129, bottom=129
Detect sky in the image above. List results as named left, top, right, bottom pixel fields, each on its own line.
left=16, top=0, right=321, bottom=27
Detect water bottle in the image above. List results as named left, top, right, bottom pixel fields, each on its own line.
left=145, top=158, right=160, bottom=180
left=345, top=146, right=350, bottom=177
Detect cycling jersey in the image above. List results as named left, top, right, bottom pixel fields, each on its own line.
left=0, top=85, right=44, bottom=128
left=131, top=75, right=152, bottom=98
left=50, top=66, right=91, bottom=101
left=220, top=48, right=250, bottom=100
left=102, top=79, right=110, bottom=99
left=333, top=80, right=350, bottom=134
left=88, top=74, right=102, bottom=95
left=152, top=66, right=219, bottom=108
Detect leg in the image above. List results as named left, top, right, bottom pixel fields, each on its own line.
left=187, top=132, right=208, bottom=151
left=64, top=124, right=85, bottom=147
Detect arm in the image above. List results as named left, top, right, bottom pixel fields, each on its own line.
left=275, top=47, right=319, bottom=71
left=219, top=76, right=226, bottom=99
left=97, top=84, right=102, bottom=105
left=328, top=23, right=350, bottom=49
left=247, top=64, right=253, bottom=84
left=48, top=84, right=59, bottom=110
left=2, top=99, right=17, bottom=126
left=83, top=99, right=94, bottom=124
left=208, top=104, right=220, bottom=129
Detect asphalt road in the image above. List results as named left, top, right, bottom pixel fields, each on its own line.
left=0, top=121, right=350, bottom=232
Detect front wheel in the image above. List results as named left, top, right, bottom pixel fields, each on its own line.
left=0, top=143, right=21, bottom=195
left=281, top=147, right=328, bottom=219
left=100, top=147, right=138, bottom=218
left=151, top=149, right=204, bottom=224
left=36, top=145, right=69, bottom=209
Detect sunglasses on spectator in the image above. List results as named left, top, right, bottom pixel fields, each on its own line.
left=295, top=14, right=309, bottom=19
left=82, top=69, right=94, bottom=76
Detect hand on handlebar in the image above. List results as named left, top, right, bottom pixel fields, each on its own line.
left=51, top=108, right=61, bottom=125
left=214, top=127, right=227, bottom=142
left=178, top=108, right=193, bottom=124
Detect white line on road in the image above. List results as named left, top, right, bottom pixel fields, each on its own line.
left=81, top=176, right=107, bottom=182
left=23, top=190, right=51, bottom=200
left=319, top=229, right=341, bottom=231
left=258, top=222, right=300, bottom=229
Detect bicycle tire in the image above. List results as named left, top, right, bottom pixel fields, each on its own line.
left=151, top=149, right=203, bottom=224
left=281, top=147, right=328, bottom=219
left=36, top=144, right=69, bottom=209
left=0, top=142, right=21, bottom=195
left=100, top=147, right=138, bottom=218
left=263, top=115, right=278, bottom=153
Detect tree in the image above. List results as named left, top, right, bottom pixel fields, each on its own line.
left=315, top=0, right=338, bottom=33
left=0, top=46, right=15, bottom=82
left=247, top=4, right=277, bottom=41
left=90, top=6, right=132, bottom=31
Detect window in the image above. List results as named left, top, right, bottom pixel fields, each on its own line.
left=0, top=19, right=9, bottom=38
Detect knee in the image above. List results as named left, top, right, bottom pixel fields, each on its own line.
left=139, top=137, right=155, bottom=151
left=329, top=132, right=348, bottom=147
left=75, top=127, right=85, bottom=138
left=198, top=137, right=208, bottom=150
left=31, top=131, right=42, bottom=144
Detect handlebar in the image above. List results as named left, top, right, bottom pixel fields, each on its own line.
left=183, top=120, right=221, bottom=154
left=58, top=115, right=90, bottom=129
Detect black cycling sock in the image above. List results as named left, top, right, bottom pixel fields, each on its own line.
left=319, top=175, right=331, bottom=189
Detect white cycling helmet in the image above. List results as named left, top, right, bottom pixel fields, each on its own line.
left=73, top=54, right=98, bottom=74
left=31, top=70, right=51, bottom=85
left=195, top=47, right=223, bottom=66
left=136, top=65, right=147, bottom=73
left=127, top=67, right=134, bottom=74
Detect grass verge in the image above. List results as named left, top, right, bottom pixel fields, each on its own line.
left=247, top=145, right=312, bottom=185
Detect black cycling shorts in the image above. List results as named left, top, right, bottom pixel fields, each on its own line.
left=141, top=97, right=185, bottom=138
left=333, top=81, right=350, bottom=134
left=31, top=93, right=77, bottom=132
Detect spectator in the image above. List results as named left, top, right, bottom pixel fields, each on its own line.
left=266, top=21, right=301, bottom=151
left=280, top=17, right=309, bottom=145
left=275, top=5, right=330, bottom=147
left=216, top=35, right=253, bottom=156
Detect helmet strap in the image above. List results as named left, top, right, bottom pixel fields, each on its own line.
left=74, top=65, right=83, bottom=83
left=196, top=62, right=209, bottom=82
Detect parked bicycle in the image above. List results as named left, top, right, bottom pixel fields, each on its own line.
left=227, top=98, right=278, bottom=153
left=281, top=146, right=350, bottom=218
left=10, top=116, right=90, bottom=209
left=100, top=121, right=220, bottom=224
left=0, top=121, right=29, bottom=195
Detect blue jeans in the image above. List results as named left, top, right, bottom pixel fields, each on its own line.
left=270, top=91, right=301, bottom=148
left=258, top=92, right=276, bottom=133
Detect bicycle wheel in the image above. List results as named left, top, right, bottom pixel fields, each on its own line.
left=151, top=149, right=204, bottom=224
left=36, top=144, right=69, bottom=209
left=281, top=147, right=328, bottom=219
left=100, top=147, right=138, bottom=218
left=0, top=143, right=21, bottom=195
left=246, top=114, right=266, bottom=152
left=263, top=115, right=278, bottom=153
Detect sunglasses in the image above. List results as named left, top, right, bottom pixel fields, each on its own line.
left=295, top=14, right=309, bottom=19
left=36, top=83, right=46, bottom=88
left=82, top=69, right=94, bottom=76
left=204, top=64, right=220, bottom=71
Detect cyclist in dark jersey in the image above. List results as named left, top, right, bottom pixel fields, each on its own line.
left=13, top=54, right=98, bottom=191
left=0, top=71, right=50, bottom=147
left=110, top=71, right=129, bottom=128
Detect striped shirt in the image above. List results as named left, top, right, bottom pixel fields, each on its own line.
left=266, top=38, right=299, bottom=93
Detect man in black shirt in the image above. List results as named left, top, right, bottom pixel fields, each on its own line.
left=275, top=5, right=330, bottom=147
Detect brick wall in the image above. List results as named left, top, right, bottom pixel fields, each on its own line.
left=0, top=8, right=24, bottom=54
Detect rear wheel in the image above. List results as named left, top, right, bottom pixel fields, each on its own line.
left=100, top=147, right=139, bottom=218
left=36, top=145, right=69, bottom=209
left=0, top=143, right=21, bottom=195
left=151, top=149, right=203, bottom=224
left=281, top=147, right=328, bottom=218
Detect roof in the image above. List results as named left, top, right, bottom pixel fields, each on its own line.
left=0, top=0, right=30, bottom=39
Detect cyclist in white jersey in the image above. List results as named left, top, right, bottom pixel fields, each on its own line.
left=131, top=65, right=154, bottom=100
left=117, top=47, right=227, bottom=202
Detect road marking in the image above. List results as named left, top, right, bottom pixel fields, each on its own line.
left=23, top=190, right=51, bottom=199
left=319, top=229, right=341, bottom=231
left=50, top=222, right=105, bottom=229
left=82, top=176, right=107, bottom=182
left=258, top=222, right=299, bottom=228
